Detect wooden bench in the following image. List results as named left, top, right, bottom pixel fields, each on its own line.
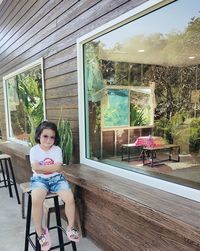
left=121, top=144, right=143, bottom=161
left=63, top=164, right=200, bottom=251
left=142, top=144, right=180, bottom=167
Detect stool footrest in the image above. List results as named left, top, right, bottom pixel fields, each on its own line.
left=0, top=179, right=14, bottom=188
left=27, top=225, right=74, bottom=250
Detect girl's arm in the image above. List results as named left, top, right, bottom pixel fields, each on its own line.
left=32, top=162, right=63, bottom=174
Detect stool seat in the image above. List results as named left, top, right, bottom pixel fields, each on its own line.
left=20, top=182, right=32, bottom=219
left=0, top=154, right=20, bottom=204
left=20, top=182, right=31, bottom=193
left=24, top=191, right=77, bottom=251
left=0, top=154, right=11, bottom=159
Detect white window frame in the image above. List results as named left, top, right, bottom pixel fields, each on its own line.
left=77, top=0, right=200, bottom=202
left=3, top=58, right=46, bottom=145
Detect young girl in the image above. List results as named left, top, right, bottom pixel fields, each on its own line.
left=30, top=121, right=80, bottom=250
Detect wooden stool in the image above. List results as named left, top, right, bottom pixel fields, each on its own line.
left=0, top=154, right=20, bottom=204
left=24, top=192, right=77, bottom=251
left=20, top=182, right=65, bottom=228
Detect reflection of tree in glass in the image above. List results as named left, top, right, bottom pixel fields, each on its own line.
left=84, top=42, right=104, bottom=102
left=130, top=91, right=150, bottom=125
left=130, top=103, right=146, bottom=126
left=11, top=66, right=43, bottom=144
left=84, top=42, right=103, bottom=158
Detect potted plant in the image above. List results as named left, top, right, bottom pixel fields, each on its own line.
left=57, top=118, right=73, bottom=165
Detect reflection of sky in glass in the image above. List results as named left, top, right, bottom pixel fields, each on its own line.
left=96, top=0, right=200, bottom=49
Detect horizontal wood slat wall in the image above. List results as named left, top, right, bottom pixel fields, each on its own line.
left=64, top=164, right=200, bottom=251
left=0, top=0, right=148, bottom=161
left=84, top=192, right=196, bottom=251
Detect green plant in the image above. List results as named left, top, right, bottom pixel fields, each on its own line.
left=130, top=104, right=146, bottom=126
left=57, top=118, right=73, bottom=165
left=154, top=117, right=172, bottom=143
left=16, top=74, right=43, bottom=145
left=189, top=117, right=200, bottom=152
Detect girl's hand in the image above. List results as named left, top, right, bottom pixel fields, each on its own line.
left=57, top=164, right=64, bottom=173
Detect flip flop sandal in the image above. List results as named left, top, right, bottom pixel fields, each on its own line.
left=38, top=228, right=52, bottom=251
left=66, top=227, right=80, bottom=242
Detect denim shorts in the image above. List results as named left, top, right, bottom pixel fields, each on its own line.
left=31, top=173, right=71, bottom=193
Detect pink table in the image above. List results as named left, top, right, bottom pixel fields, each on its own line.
left=121, top=136, right=166, bottom=162
left=134, top=136, right=166, bottom=147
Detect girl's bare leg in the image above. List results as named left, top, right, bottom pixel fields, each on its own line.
left=31, top=188, right=48, bottom=236
left=57, top=190, right=76, bottom=228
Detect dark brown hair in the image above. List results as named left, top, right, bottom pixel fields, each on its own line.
left=35, top=121, right=60, bottom=146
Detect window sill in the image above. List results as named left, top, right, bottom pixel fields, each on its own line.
left=0, top=141, right=30, bottom=160
left=63, top=163, right=200, bottom=246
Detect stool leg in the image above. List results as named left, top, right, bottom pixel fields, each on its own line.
left=8, top=158, right=21, bottom=204
left=47, top=211, right=51, bottom=229
left=54, top=196, right=65, bottom=251
left=72, top=241, right=77, bottom=251
left=4, top=159, right=13, bottom=198
left=22, top=192, right=26, bottom=219
left=24, top=193, right=32, bottom=251
left=0, top=160, right=7, bottom=187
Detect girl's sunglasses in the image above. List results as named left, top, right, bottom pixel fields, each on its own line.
left=41, top=135, right=55, bottom=140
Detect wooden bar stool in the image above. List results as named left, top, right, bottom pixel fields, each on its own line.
left=0, top=154, right=20, bottom=204
left=24, top=191, right=77, bottom=251
left=20, top=182, right=65, bottom=228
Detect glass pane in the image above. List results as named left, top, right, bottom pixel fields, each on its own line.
left=5, top=64, right=44, bottom=144
left=83, top=0, right=200, bottom=188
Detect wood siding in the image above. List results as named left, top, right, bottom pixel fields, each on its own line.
left=0, top=0, right=148, bottom=161
left=64, top=164, right=200, bottom=251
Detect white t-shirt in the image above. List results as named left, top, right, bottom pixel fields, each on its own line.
left=30, top=144, right=63, bottom=178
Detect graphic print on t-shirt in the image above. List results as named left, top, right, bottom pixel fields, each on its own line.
left=39, top=158, right=54, bottom=174
left=39, top=157, right=54, bottom=166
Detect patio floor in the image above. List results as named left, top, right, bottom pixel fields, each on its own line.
left=0, top=181, right=103, bottom=251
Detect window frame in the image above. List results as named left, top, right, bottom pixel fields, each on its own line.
left=77, top=0, right=200, bottom=202
left=3, top=58, right=46, bottom=145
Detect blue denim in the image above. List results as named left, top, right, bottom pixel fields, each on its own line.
left=31, top=174, right=71, bottom=193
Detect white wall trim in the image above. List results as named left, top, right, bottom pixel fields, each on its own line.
left=77, top=0, right=174, bottom=44
left=3, top=58, right=43, bottom=81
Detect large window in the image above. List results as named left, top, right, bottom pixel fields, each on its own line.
left=3, top=59, right=45, bottom=145
left=78, top=0, right=200, bottom=201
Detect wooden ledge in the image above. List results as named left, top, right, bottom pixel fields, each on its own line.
left=63, top=164, right=200, bottom=246
left=0, top=141, right=30, bottom=160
